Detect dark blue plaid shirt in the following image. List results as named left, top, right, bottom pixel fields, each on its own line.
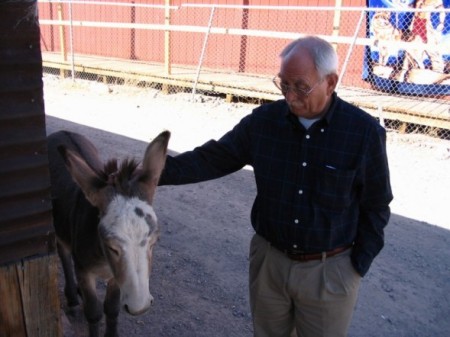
left=159, top=93, right=393, bottom=276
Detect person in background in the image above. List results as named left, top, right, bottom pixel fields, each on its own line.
left=159, top=35, right=393, bottom=337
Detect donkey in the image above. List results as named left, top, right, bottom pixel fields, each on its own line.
left=47, top=130, right=170, bottom=337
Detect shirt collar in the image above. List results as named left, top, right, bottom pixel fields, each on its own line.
left=323, top=92, right=337, bottom=125
left=284, top=92, right=337, bottom=127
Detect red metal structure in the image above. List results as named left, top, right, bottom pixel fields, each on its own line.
left=38, top=0, right=367, bottom=85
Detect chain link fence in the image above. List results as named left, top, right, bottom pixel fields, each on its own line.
left=38, top=1, right=450, bottom=139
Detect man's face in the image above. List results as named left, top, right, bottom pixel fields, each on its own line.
left=277, top=47, right=337, bottom=119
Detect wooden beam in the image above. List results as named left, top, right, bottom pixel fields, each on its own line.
left=40, top=54, right=450, bottom=131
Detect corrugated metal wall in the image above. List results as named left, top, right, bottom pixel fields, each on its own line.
left=0, top=1, right=55, bottom=265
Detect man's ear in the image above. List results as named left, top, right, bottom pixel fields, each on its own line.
left=326, top=73, right=339, bottom=95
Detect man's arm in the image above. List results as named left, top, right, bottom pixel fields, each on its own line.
left=352, top=125, right=393, bottom=277
left=159, top=115, right=252, bottom=186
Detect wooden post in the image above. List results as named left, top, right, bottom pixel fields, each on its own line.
left=162, top=0, right=172, bottom=94
left=164, top=0, right=172, bottom=75
left=0, top=1, right=62, bottom=336
left=332, top=0, right=342, bottom=52
left=57, top=3, right=68, bottom=77
left=0, top=256, right=62, bottom=337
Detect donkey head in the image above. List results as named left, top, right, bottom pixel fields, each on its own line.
left=59, top=131, right=170, bottom=315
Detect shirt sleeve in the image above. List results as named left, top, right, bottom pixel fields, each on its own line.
left=351, top=125, right=393, bottom=277
left=159, top=114, right=252, bottom=186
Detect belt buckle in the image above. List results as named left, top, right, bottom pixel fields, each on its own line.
left=286, top=247, right=305, bottom=256
left=285, top=249, right=308, bottom=261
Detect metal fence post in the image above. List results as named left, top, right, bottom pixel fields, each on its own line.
left=191, top=6, right=216, bottom=101
left=336, top=9, right=365, bottom=91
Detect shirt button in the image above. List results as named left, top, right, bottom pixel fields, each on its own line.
left=306, top=134, right=310, bottom=139
left=293, top=244, right=298, bottom=249
left=302, top=162, right=307, bottom=167
left=320, top=128, right=325, bottom=133
left=294, top=219, right=299, bottom=224
left=298, top=189, right=303, bottom=195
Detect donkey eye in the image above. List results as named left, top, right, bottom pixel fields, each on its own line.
left=106, top=245, right=120, bottom=257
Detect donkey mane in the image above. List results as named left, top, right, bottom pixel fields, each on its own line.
left=94, top=158, right=144, bottom=197
left=102, top=158, right=139, bottom=181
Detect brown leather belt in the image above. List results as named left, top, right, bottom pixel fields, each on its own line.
left=278, top=244, right=352, bottom=262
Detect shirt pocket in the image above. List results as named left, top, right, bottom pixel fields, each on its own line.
left=314, top=166, right=356, bottom=212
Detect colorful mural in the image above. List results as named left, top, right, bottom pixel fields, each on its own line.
left=364, top=0, right=450, bottom=95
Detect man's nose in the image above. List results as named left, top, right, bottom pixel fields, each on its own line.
left=284, top=87, right=297, bottom=101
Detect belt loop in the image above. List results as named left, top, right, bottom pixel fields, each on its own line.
left=321, top=251, right=326, bottom=262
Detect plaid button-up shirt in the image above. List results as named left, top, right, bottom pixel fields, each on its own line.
left=160, top=93, right=393, bottom=276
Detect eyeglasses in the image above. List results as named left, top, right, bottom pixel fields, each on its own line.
left=273, top=76, right=324, bottom=97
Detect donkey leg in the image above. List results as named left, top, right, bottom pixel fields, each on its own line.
left=57, top=242, right=80, bottom=307
left=77, top=272, right=103, bottom=337
left=103, top=279, right=121, bottom=337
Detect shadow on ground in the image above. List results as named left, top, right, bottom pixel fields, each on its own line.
left=46, top=116, right=450, bottom=337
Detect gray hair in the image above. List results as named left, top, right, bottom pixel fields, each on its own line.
left=280, top=36, right=338, bottom=78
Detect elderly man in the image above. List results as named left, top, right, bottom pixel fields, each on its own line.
left=159, top=35, right=393, bottom=337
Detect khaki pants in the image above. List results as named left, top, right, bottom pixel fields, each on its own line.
left=249, top=234, right=361, bottom=337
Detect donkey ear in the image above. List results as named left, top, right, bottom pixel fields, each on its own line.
left=141, top=131, right=170, bottom=203
left=58, top=146, right=110, bottom=210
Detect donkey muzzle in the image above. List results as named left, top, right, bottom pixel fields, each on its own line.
left=124, top=294, right=153, bottom=316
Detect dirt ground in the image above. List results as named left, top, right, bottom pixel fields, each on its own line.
left=43, top=75, right=450, bottom=337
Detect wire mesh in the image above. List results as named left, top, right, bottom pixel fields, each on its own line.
left=38, top=1, right=450, bottom=139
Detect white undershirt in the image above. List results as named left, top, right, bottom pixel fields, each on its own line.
left=298, top=117, right=320, bottom=129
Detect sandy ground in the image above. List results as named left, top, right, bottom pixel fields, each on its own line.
left=43, top=75, right=450, bottom=337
